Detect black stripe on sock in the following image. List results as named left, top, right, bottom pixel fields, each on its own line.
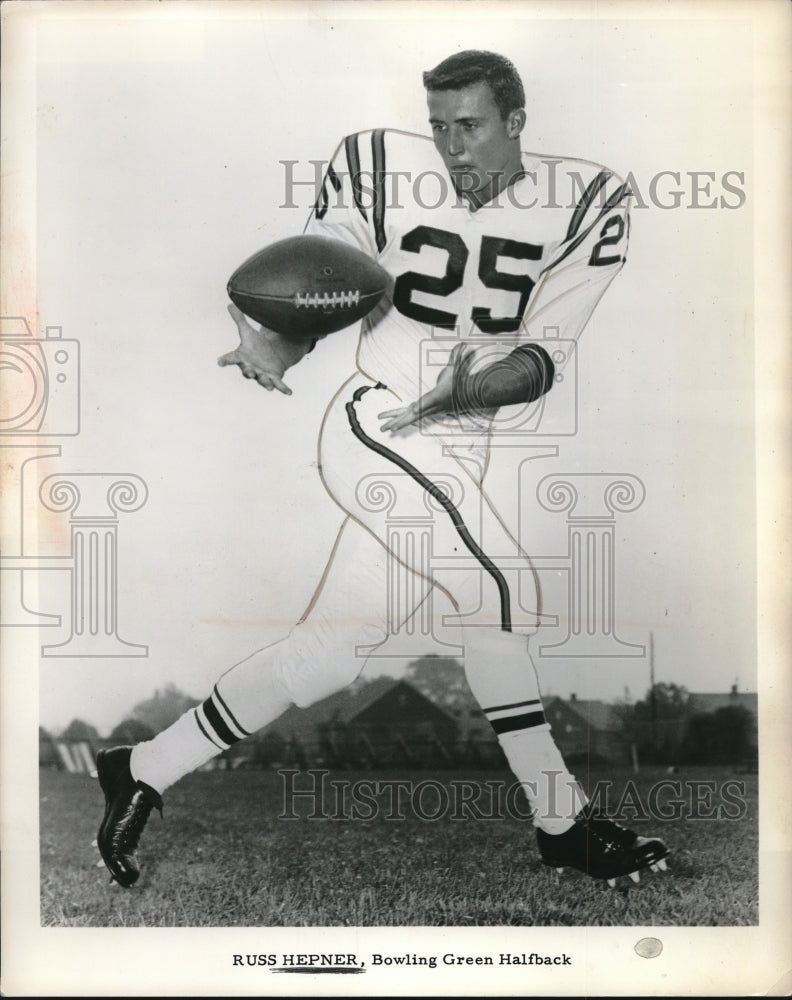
left=202, top=696, right=240, bottom=748
left=194, top=708, right=225, bottom=750
left=484, top=697, right=542, bottom=714
left=345, top=384, right=512, bottom=631
left=345, top=133, right=368, bottom=221
left=371, top=129, right=387, bottom=253
left=213, top=685, right=251, bottom=738
left=489, top=709, right=546, bottom=734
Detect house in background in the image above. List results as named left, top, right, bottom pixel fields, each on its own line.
left=39, top=722, right=97, bottom=773
left=544, top=694, right=631, bottom=766
left=686, top=687, right=758, bottom=739
left=225, top=677, right=459, bottom=769
left=683, top=685, right=758, bottom=764
left=42, top=680, right=758, bottom=773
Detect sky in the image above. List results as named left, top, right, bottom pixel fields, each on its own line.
left=3, top=7, right=758, bottom=735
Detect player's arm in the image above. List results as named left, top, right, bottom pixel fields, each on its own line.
left=378, top=342, right=553, bottom=432
left=218, top=304, right=314, bottom=395
left=381, top=170, right=631, bottom=431
left=303, top=133, right=377, bottom=254
left=220, top=134, right=373, bottom=393
left=519, top=171, right=631, bottom=352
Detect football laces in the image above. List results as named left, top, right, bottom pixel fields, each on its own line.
left=294, top=290, right=361, bottom=309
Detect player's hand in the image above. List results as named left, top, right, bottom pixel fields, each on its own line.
left=218, top=304, right=305, bottom=394
left=378, top=343, right=476, bottom=432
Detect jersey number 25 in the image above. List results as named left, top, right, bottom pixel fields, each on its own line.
left=392, top=225, right=542, bottom=334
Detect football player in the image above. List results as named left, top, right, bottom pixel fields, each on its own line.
left=95, top=50, right=668, bottom=891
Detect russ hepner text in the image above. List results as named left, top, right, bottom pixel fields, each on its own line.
left=372, top=953, right=571, bottom=968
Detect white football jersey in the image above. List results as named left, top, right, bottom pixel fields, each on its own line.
left=304, top=129, right=631, bottom=432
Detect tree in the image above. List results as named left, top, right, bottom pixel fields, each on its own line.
left=617, top=683, right=690, bottom=765
left=131, top=684, right=200, bottom=734
left=60, top=718, right=100, bottom=742
left=109, top=718, right=156, bottom=743
left=634, top=682, right=690, bottom=722
left=711, top=705, right=751, bottom=763
left=684, top=705, right=752, bottom=764
left=404, top=655, right=471, bottom=714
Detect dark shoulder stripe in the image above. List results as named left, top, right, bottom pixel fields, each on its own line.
left=565, top=170, right=611, bottom=242
left=344, top=133, right=368, bottom=221
left=371, top=129, right=387, bottom=253
left=312, top=164, right=343, bottom=223
left=327, top=163, right=342, bottom=192
left=543, top=181, right=630, bottom=274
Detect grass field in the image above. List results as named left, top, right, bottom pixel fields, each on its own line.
left=40, top=764, right=757, bottom=927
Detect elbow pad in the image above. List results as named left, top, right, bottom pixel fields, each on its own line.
left=453, top=342, right=555, bottom=414
left=511, top=343, right=555, bottom=400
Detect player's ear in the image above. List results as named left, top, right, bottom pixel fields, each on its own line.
left=507, top=108, right=526, bottom=139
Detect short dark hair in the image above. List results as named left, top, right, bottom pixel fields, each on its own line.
left=423, top=50, right=525, bottom=119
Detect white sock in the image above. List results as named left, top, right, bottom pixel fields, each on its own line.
left=130, top=708, right=224, bottom=794
left=462, top=628, right=587, bottom=834
left=130, top=648, right=293, bottom=794
left=498, top=728, right=588, bottom=834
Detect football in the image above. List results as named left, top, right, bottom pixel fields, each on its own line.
left=227, top=235, right=389, bottom=340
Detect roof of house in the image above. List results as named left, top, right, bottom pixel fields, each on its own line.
left=686, top=691, right=757, bottom=715
left=544, top=696, right=622, bottom=732
left=262, top=677, right=455, bottom=743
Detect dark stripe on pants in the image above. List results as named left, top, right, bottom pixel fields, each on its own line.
left=345, top=383, right=512, bottom=631
left=371, top=129, right=387, bottom=253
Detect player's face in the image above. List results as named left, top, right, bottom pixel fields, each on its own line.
left=427, top=82, right=525, bottom=206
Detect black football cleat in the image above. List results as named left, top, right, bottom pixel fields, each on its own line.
left=95, top=746, right=162, bottom=888
left=537, top=806, right=669, bottom=886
